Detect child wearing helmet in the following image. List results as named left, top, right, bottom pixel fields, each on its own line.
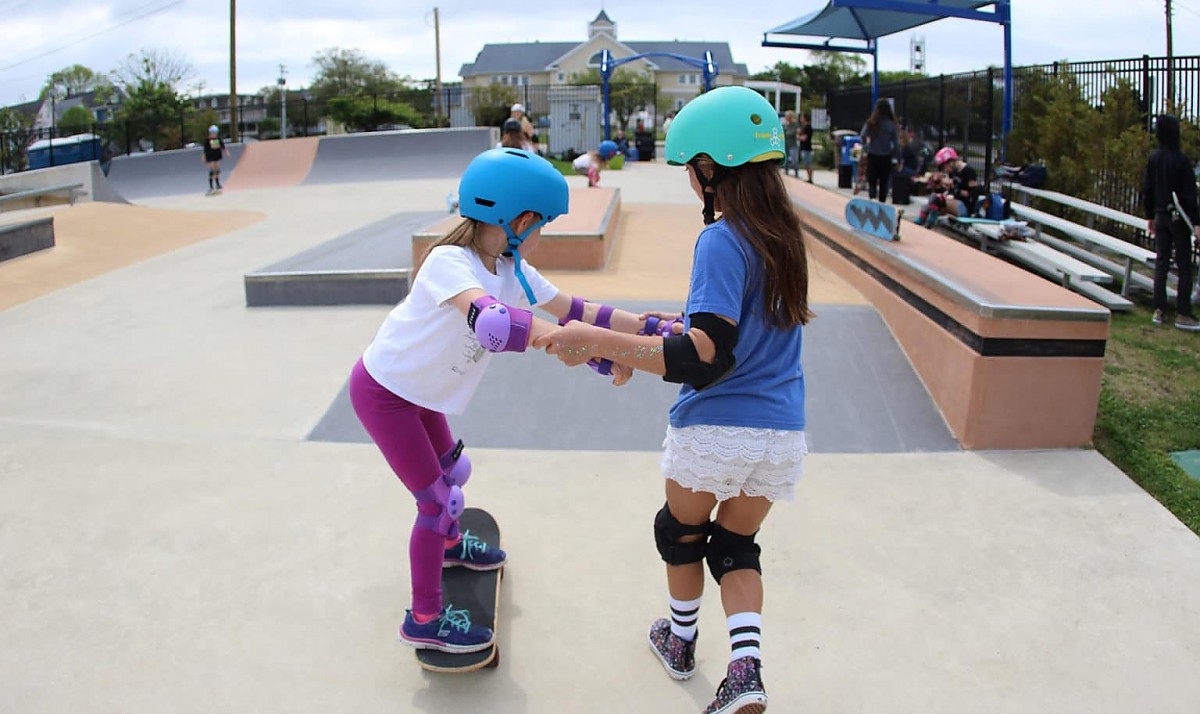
left=572, top=140, right=619, bottom=187
left=916, top=146, right=979, bottom=226
left=536, top=86, right=812, bottom=714
left=201, top=125, right=228, bottom=195
left=349, top=147, right=679, bottom=656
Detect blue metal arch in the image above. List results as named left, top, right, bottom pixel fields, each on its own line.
left=599, top=49, right=719, bottom=139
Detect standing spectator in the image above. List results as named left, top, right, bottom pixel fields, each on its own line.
left=1144, top=114, right=1200, bottom=331
left=892, top=128, right=919, bottom=204
left=662, top=110, right=676, bottom=137
left=798, top=113, right=814, bottom=184
left=782, top=111, right=799, bottom=178
left=510, top=103, right=535, bottom=143
left=859, top=99, right=899, bottom=202
left=498, top=118, right=535, bottom=152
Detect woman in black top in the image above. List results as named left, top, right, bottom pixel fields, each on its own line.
left=859, top=99, right=899, bottom=202
left=1144, top=114, right=1200, bottom=330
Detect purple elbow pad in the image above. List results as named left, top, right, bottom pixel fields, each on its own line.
left=468, top=296, right=532, bottom=353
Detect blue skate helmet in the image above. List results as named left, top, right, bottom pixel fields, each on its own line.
left=598, top=140, right=619, bottom=160
left=458, top=148, right=569, bottom=304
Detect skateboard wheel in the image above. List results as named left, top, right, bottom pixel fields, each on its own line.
left=488, top=647, right=500, bottom=668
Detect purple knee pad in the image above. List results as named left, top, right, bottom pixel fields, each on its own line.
left=440, top=440, right=471, bottom=488
left=415, top=442, right=472, bottom=536
left=469, top=296, right=531, bottom=353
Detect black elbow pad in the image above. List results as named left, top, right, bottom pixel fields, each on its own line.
left=662, top=313, right=738, bottom=390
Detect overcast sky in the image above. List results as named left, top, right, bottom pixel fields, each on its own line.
left=1, top=0, right=1197, bottom=106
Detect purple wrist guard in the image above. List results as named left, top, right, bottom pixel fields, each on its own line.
left=468, top=296, right=532, bottom=353
left=561, top=296, right=615, bottom=375
left=640, top=315, right=683, bottom=336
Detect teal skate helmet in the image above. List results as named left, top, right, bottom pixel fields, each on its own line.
left=458, top=148, right=569, bottom=304
left=665, top=86, right=785, bottom=224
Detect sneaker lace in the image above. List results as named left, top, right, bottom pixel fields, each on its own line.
left=457, top=529, right=489, bottom=560
left=437, top=604, right=473, bottom=634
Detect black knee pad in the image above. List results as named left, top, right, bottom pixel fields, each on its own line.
left=706, top=523, right=761, bottom=584
left=653, top=503, right=711, bottom=565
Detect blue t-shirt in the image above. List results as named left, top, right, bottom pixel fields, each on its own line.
left=668, top=220, right=806, bottom=431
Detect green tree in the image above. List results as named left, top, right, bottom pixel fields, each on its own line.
left=57, top=106, right=94, bottom=135
left=327, top=96, right=421, bottom=132
left=310, top=48, right=404, bottom=105
left=109, top=49, right=195, bottom=150
left=569, top=67, right=655, bottom=133
left=40, top=64, right=112, bottom=100
left=1, top=108, right=33, bottom=172
left=469, top=84, right=520, bottom=128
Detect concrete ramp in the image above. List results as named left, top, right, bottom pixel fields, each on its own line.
left=302, top=127, right=493, bottom=185
left=0, top=160, right=128, bottom=205
left=224, top=137, right=320, bottom=191
left=108, top=145, right=246, bottom=200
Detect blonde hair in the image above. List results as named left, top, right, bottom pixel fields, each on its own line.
left=423, top=217, right=479, bottom=262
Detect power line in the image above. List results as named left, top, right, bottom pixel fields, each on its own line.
left=0, top=0, right=186, bottom=73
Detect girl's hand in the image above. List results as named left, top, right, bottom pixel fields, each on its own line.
left=610, top=362, right=633, bottom=387
left=637, top=311, right=685, bottom=335
left=533, top=321, right=601, bottom=367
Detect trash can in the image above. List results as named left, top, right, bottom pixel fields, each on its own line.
left=891, top=172, right=912, bottom=204
left=837, top=136, right=861, bottom=189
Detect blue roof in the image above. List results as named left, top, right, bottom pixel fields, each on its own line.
left=767, top=0, right=995, bottom=41
left=460, top=41, right=747, bottom=77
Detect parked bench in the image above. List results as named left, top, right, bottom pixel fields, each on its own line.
left=1007, top=202, right=1155, bottom=297
left=0, top=182, right=85, bottom=212
left=1004, top=182, right=1147, bottom=234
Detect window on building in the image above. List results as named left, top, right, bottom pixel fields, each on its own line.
left=588, top=51, right=605, bottom=68
left=557, top=72, right=565, bottom=82
left=678, top=74, right=687, bottom=84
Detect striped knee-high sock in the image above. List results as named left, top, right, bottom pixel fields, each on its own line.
left=669, top=595, right=702, bottom=641
left=726, top=612, right=762, bottom=662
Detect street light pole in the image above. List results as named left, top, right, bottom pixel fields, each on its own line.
left=229, top=0, right=238, bottom=142
left=278, top=64, right=287, bottom=140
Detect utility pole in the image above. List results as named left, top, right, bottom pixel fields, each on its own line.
left=1166, top=0, right=1175, bottom=109
left=278, top=64, right=288, bottom=140
left=229, top=0, right=238, bottom=143
left=434, top=7, right=444, bottom=127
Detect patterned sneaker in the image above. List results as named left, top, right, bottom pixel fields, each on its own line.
left=647, top=617, right=697, bottom=680
left=703, top=657, right=768, bottom=714
left=443, top=529, right=506, bottom=571
left=398, top=605, right=493, bottom=654
left=1152, top=309, right=1165, bottom=325
left=1175, top=315, right=1200, bottom=331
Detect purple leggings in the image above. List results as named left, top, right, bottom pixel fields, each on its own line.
left=349, top=358, right=455, bottom=615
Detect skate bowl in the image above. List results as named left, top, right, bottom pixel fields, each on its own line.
left=300, top=127, right=494, bottom=185
left=107, top=145, right=247, bottom=200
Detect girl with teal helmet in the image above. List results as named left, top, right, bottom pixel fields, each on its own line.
left=348, top=147, right=684, bottom=657
left=536, top=85, right=812, bottom=714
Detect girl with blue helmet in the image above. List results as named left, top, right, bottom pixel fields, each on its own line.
left=572, top=140, right=620, bottom=187
left=536, top=86, right=812, bottom=713
left=349, top=147, right=680, bottom=655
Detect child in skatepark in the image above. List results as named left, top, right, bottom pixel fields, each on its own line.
left=572, top=140, right=619, bottom=187
left=201, top=125, right=228, bottom=195
left=916, top=146, right=980, bottom=226
left=349, top=147, right=680, bottom=655
left=535, top=86, right=811, bottom=714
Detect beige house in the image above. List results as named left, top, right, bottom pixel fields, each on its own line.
left=458, top=10, right=749, bottom=116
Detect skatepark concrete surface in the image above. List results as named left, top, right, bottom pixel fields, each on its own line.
left=2, top=147, right=1199, bottom=714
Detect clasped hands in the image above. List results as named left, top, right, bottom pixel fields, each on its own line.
left=532, top=311, right=683, bottom=387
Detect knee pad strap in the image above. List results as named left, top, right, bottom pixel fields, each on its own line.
left=706, top=523, right=761, bottom=584
left=440, top=440, right=470, bottom=487
left=414, top=476, right=465, bottom=537
left=654, top=503, right=711, bottom=565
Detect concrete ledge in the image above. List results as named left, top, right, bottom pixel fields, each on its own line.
left=0, top=183, right=84, bottom=212
left=789, top=182, right=1110, bottom=450
left=412, top=187, right=621, bottom=275
left=243, top=211, right=439, bottom=307
left=0, top=217, right=55, bottom=262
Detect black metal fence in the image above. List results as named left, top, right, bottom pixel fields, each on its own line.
left=1, top=82, right=661, bottom=175
left=827, top=54, right=1200, bottom=246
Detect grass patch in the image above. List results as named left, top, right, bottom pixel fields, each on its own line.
left=1094, top=305, right=1200, bottom=536
left=546, top=155, right=623, bottom=177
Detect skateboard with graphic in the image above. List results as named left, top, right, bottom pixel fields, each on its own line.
left=415, top=508, right=503, bottom=673
left=845, top=197, right=903, bottom=241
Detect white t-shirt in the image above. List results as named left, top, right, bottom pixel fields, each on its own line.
left=362, top=244, right=558, bottom=415
left=572, top=153, right=594, bottom=172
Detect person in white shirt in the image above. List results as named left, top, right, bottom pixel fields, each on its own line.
left=349, top=147, right=681, bottom=655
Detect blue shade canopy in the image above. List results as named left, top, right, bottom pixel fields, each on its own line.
left=766, top=1, right=998, bottom=43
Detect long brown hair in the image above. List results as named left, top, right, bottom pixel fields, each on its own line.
left=865, top=98, right=895, bottom=131
left=697, top=157, right=813, bottom=328
left=423, top=217, right=479, bottom=261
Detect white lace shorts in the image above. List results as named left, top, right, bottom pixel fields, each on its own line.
left=661, top=425, right=808, bottom=503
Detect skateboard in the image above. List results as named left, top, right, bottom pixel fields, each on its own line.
left=845, top=197, right=903, bottom=241
left=415, top=507, right=503, bottom=673
left=205, top=188, right=222, bottom=196
left=1173, top=191, right=1196, bottom=235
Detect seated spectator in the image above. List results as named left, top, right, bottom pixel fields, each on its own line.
left=916, top=147, right=980, bottom=226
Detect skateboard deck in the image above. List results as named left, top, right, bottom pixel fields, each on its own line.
left=845, top=197, right=903, bottom=241
left=415, top=507, right=503, bottom=673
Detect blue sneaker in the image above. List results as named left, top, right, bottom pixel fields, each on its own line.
left=443, top=529, right=506, bottom=571
left=399, top=605, right=493, bottom=653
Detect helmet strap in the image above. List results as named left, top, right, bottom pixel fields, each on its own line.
left=503, top=221, right=546, bottom=305
left=689, top=160, right=728, bottom=225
